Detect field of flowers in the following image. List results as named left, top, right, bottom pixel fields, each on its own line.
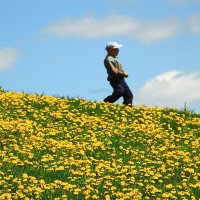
left=0, top=88, right=199, bottom=200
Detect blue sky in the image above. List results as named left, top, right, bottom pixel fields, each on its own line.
left=0, top=0, right=200, bottom=113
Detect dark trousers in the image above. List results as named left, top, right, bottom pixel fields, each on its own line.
left=104, top=79, right=133, bottom=105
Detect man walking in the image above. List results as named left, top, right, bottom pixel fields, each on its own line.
left=104, top=41, right=133, bottom=105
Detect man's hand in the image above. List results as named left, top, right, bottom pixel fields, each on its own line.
left=124, top=72, right=129, bottom=78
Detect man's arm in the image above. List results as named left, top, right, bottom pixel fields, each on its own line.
left=105, top=60, right=128, bottom=78
left=118, top=63, right=129, bottom=78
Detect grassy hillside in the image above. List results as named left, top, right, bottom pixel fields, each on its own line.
left=0, top=88, right=199, bottom=200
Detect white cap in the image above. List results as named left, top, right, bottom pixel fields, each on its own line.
left=105, top=41, right=122, bottom=50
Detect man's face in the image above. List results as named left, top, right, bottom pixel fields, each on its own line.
left=109, top=48, right=119, bottom=57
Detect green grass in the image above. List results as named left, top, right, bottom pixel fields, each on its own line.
left=0, top=88, right=199, bottom=200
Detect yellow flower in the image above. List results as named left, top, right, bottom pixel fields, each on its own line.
left=18, top=185, right=24, bottom=190
left=91, top=195, right=99, bottom=199
left=178, top=127, right=182, bottom=131
left=166, top=184, right=173, bottom=189
left=55, top=166, right=64, bottom=171
left=120, top=181, right=126, bottom=186
left=73, top=188, right=81, bottom=195
left=23, top=173, right=28, bottom=179
left=105, top=195, right=111, bottom=200
left=162, top=192, right=170, bottom=198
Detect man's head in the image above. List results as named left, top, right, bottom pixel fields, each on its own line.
left=105, top=41, right=122, bottom=57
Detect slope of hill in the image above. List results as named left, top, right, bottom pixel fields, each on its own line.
left=0, top=88, right=199, bottom=200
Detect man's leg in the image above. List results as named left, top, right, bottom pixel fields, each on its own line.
left=104, top=80, right=124, bottom=103
left=122, top=80, right=133, bottom=105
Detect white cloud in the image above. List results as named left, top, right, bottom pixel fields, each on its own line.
left=43, top=15, right=139, bottom=39
left=43, top=15, right=182, bottom=43
left=133, top=17, right=181, bottom=43
left=0, top=48, right=19, bottom=71
left=136, top=70, right=200, bottom=110
left=188, top=14, right=200, bottom=35
left=43, top=13, right=200, bottom=43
